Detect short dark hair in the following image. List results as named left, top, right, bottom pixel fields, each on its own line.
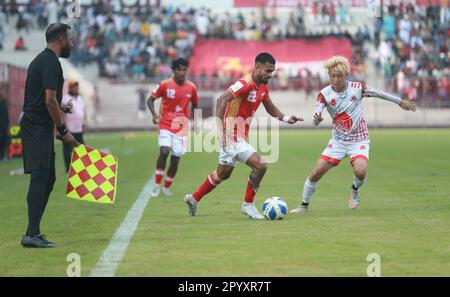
left=45, top=23, right=71, bottom=43
left=255, top=52, right=276, bottom=65
left=171, top=58, right=189, bottom=69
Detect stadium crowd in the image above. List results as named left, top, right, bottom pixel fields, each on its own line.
left=0, top=1, right=369, bottom=89
left=0, top=1, right=448, bottom=106
left=374, top=2, right=449, bottom=107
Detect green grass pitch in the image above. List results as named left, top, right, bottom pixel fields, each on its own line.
left=1, top=129, right=449, bottom=276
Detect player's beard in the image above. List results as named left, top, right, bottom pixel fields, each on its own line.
left=60, top=45, right=71, bottom=58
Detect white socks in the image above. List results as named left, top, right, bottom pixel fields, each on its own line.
left=302, top=177, right=319, bottom=204
left=353, top=175, right=367, bottom=189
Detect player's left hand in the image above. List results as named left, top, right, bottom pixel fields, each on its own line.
left=399, top=99, right=417, bottom=112
left=287, top=115, right=304, bottom=124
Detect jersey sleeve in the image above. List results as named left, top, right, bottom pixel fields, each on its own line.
left=151, top=82, right=164, bottom=99
left=191, top=85, right=199, bottom=105
left=42, top=58, right=60, bottom=90
left=314, top=92, right=326, bottom=115
left=227, top=79, right=249, bottom=98
left=362, top=84, right=402, bottom=104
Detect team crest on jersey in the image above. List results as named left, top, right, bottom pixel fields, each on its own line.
left=360, top=145, right=366, bottom=150
left=351, top=96, right=357, bottom=102
left=247, top=90, right=257, bottom=103
left=166, top=88, right=176, bottom=99
left=330, top=98, right=337, bottom=106
left=175, top=105, right=183, bottom=112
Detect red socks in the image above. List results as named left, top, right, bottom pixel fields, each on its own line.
left=164, top=175, right=174, bottom=189
left=193, top=174, right=221, bottom=201
left=155, top=168, right=164, bottom=185
left=244, top=180, right=258, bottom=203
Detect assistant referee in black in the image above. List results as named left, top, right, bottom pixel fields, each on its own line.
left=20, top=23, right=79, bottom=248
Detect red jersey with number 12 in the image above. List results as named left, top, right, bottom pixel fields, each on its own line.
left=225, top=74, right=270, bottom=140
left=151, top=78, right=199, bottom=134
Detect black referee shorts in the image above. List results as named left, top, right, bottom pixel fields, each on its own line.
left=20, top=114, right=55, bottom=174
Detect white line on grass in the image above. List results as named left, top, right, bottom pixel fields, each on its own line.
left=90, top=177, right=155, bottom=277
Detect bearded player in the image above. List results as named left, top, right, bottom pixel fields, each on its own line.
left=184, top=52, right=303, bottom=219
left=291, top=56, right=417, bottom=214
left=147, top=58, right=199, bottom=197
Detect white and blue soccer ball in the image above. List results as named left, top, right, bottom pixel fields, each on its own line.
left=262, top=197, right=288, bottom=220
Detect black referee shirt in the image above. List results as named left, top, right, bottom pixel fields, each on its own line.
left=22, top=48, right=64, bottom=130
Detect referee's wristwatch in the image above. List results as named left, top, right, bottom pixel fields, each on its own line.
left=57, top=124, right=68, bottom=136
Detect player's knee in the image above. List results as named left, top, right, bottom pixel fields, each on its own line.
left=170, top=155, right=180, bottom=165
left=354, top=168, right=367, bottom=180
left=254, top=162, right=267, bottom=175
left=159, top=148, right=170, bottom=158
left=218, top=172, right=231, bottom=180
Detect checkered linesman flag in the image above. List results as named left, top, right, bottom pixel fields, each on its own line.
left=66, top=145, right=118, bottom=204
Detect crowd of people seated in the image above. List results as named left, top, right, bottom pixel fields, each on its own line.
left=374, top=2, right=449, bottom=107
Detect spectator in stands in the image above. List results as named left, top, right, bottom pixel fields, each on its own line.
left=377, top=2, right=449, bottom=107
left=14, top=36, right=26, bottom=51
left=61, top=80, right=86, bottom=172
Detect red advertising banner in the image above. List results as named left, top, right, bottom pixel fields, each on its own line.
left=234, top=0, right=442, bottom=7
left=189, top=38, right=352, bottom=77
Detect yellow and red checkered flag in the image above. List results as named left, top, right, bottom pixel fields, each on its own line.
left=66, top=144, right=118, bottom=204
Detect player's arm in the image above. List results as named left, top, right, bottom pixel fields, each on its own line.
left=313, top=92, right=326, bottom=126
left=45, top=89, right=78, bottom=146
left=42, top=59, right=78, bottom=146
left=216, top=90, right=235, bottom=146
left=362, top=85, right=417, bottom=111
left=262, top=97, right=303, bottom=124
left=146, top=94, right=160, bottom=124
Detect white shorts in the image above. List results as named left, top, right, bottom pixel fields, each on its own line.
left=320, top=139, right=370, bottom=165
left=218, top=139, right=256, bottom=167
left=158, top=129, right=187, bottom=157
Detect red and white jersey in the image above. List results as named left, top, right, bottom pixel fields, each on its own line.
left=151, top=78, right=199, bottom=134
left=225, top=74, right=270, bottom=141
left=315, top=81, right=369, bottom=143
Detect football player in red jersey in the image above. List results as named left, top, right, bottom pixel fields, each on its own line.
left=147, top=58, right=199, bottom=197
left=184, top=53, right=303, bottom=219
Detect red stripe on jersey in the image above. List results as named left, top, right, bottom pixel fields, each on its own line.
left=317, top=92, right=326, bottom=104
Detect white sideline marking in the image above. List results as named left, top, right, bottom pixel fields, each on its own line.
left=90, top=177, right=155, bottom=277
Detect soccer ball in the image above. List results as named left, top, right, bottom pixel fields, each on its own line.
left=262, top=197, right=288, bottom=220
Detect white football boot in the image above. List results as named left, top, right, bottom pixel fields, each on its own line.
left=150, top=184, right=161, bottom=197
left=241, top=202, right=264, bottom=220
left=290, top=205, right=309, bottom=214
left=184, top=194, right=198, bottom=216
left=161, top=187, right=173, bottom=196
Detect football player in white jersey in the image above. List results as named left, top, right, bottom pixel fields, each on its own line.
left=291, top=56, right=417, bottom=213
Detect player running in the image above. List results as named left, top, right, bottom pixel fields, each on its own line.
left=184, top=52, right=303, bottom=219
left=291, top=55, right=417, bottom=214
left=147, top=58, right=199, bottom=197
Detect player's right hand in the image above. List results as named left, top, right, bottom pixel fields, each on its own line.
left=152, top=116, right=160, bottom=125
left=313, top=113, right=323, bottom=126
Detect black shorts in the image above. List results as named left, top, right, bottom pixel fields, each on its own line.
left=20, top=113, right=55, bottom=173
